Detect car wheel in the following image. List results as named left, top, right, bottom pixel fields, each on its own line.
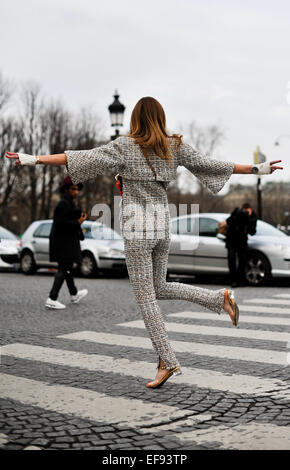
left=245, top=252, right=271, bottom=286
left=20, top=251, right=37, bottom=274
left=80, top=252, right=98, bottom=278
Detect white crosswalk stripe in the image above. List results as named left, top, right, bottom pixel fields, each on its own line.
left=244, top=298, right=290, bottom=306
left=1, top=344, right=289, bottom=400
left=239, top=305, right=290, bottom=315
left=0, top=433, right=8, bottom=448
left=168, top=311, right=290, bottom=326
left=274, top=294, right=290, bottom=299
left=118, top=319, right=290, bottom=342
left=56, top=331, right=289, bottom=366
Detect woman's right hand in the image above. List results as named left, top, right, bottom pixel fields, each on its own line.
left=5, top=152, right=38, bottom=165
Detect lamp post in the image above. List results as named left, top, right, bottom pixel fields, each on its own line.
left=274, top=134, right=290, bottom=146
left=108, top=91, right=125, bottom=230
left=254, top=146, right=267, bottom=220
left=108, top=90, right=125, bottom=141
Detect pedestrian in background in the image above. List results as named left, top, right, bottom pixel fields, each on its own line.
left=225, top=203, right=257, bottom=287
left=46, top=176, right=88, bottom=309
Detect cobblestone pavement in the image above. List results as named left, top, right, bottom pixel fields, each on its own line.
left=0, top=271, right=290, bottom=450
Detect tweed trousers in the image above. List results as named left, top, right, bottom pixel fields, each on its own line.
left=124, top=236, right=225, bottom=370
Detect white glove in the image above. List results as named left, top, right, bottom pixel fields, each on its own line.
left=252, top=162, right=271, bottom=175
left=18, top=153, right=37, bottom=166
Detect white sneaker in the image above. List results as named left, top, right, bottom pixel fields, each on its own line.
left=71, top=289, right=88, bottom=304
left=45, top=298, right=66, bottom=309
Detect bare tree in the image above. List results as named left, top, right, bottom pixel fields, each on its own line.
left=68, top=107, right=107, bottom=216
left=17, top=81, right=47, bottom=222
left=0, top=71, right=20, bottom=226
left=183, top=121, right=224, bottom=155
left=0, top=70, right=14, bottom=112
left=0, top=73, right=120, bottom=232
left=70, top=106, right=105, bottom=149
left=0, top=117, right=20, bottom=223
left=176, top=121, right=226, bottom=212
left=38, top=100, right=72, bottom=219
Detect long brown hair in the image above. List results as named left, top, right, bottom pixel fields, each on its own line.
left=128, top=97, right=182, bottom=167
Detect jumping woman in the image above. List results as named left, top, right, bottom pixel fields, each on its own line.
left=6, top=97, right=283, bottom=389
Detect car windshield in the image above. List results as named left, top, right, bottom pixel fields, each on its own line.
left=253, top=220, right=288, bottom=238
left=0, top=226, right=18, bottom=240
left=82, top=223, right=122, bottom=240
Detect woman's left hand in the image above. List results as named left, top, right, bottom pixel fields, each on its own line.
left=255, top=160, right=283, bottom=174
left=5, top=151, right=38, bottom=166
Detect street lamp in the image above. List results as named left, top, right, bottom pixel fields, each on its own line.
left=108, top=90, right=125, bottom=140
left=108, top=91, right=125, bottom=231
left=274, top=134, right=290, bottom=146
left=253, top=146, right=267, bottom=220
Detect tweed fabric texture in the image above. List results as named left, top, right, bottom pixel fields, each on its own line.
left=65, top=136, right=234, bottom=369
left=120, top=178, right=171, bottom=240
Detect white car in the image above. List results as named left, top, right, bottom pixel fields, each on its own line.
left=168, top=213, right=290, bottom=286
left=0, top=226, right=21, bottom=269
left=20, top=220, right=127, bottom=277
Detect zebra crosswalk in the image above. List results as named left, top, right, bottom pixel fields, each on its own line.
left=1, top=291, right=290, bottom=449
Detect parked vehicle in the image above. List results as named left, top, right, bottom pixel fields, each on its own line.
left=20, top=220, right=127, bottom=277
left=0, top=226, right=21, bottom=269
left=168, top=213, right=290, bottom=286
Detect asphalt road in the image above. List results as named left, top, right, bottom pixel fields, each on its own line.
left=0, top=270, right=290, bottom=450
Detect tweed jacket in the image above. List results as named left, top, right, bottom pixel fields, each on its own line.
left=65, top=136, right=235, bottom=239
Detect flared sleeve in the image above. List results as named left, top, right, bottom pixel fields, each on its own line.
left=64, top=137, right=126, bottom=184
left=178, top=142, right=235, bottom=194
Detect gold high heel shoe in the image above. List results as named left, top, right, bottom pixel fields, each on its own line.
left=146, top=365, right=182, bottom=389
left=225, top=289, right=239, bottom=327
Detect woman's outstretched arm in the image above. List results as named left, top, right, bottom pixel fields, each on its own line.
left=177, top=142, right=283, bottom=194
left=5, top=152, right=66, bottom=165
left=5, top=137, right=126, bottom=184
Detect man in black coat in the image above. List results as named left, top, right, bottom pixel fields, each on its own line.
left=45, top=176, right=88, bottom=309
left=225, top=203, right=257, bottom=287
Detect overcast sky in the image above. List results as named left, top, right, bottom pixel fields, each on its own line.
left=1, top=0, right=290, bottom=191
